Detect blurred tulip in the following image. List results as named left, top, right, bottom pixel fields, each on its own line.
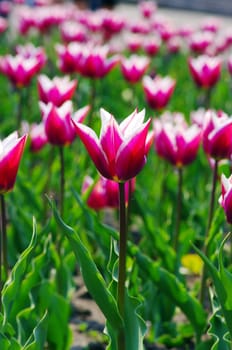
left=15, top=43, right=47, bottom=70
left=38, top=74, right=77, bottom=106
left=142, top=74, right=176, bottom=110
left=188, top=55, right=221, bottom=89
left=219, top=174, right=232, bottom=224
left=120, top=54, right=150, bottom=83
left=188, top=31, right=214, bottom=54
left=202, top=110, right=232, bottom=160
left=154, top=112, right=201, bottom=167
left=0, top=132, right=27, bottom=194
left=72, top=108, right=154, bottom=182
left=143, top=36, right=161, bottom=56
left=40, top=101, right=89, bottom=146
left=60, top=21, right=88, bottom=43
left=0, top=17, right=7, bottom=33
left=0, top=54, right=43, bottom=88
left=82, top=175, right=136, bottom=210
left=29, top=122, right=48, bottom=152
left=138, top=0, right=157, bottom=18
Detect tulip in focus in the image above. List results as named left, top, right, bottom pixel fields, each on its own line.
left=202, top=110, right=232, bottom=160
left=219, top=174, right=232, bottom=224
left=143, top=75, right=176, bottom=110
left=72, top=108, right=154, bottom=182
left=40, top=101, right=90, bottom=146
left=154, top=112, right=201, bottom=167
left=0, top=132, right=27, bottom=194
left=188, top=55, right=221, bottom=89
left=120, top=54, right=150, bottom=83
left=82, top=175, right=136, bottom=210
left=38, top=74, right=77, bottom=106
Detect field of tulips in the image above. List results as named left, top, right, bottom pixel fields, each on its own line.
left=1, top=1, right=232, bottom=349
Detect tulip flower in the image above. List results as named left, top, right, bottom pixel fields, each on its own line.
left=0, top=17, right=7, bottom=33
left=120, top=54, right=150, bottom=84
left=29, top=122, right=48, bottom=152
left=82, top=175, right=135, bottom=210
left=72, top=108, right=154, bottom=182
left=0, top=53, right=43, bottom=88
left=60, top=21, right=88, bottom=43
left=142, top=75, right=176, bottom=110
left=188, top=55, right=221, bottom=89
left=0, top=132, right=27, bottom=298
left=40, top=101, right=90, bottom=146
left=154, top=112, right=201, bottom=167
left=219, top=174, right=232, bottom=224
left=38, top=75, right=77, bottom=107
left=0, top=132, right=27, bottom=194
left=143, top=36, right=161, bottom=56
left=228, top=55, right=232, bottom=76
left=202, top=110, right=232, bottom=160
left=15, top=43, right=47, bottom=71
left=138, top=0, right=157, bottom=18
left=188, top=31, right=214, bottom=54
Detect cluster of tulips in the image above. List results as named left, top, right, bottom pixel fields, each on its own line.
left=1, top=0, right=232, bottom=349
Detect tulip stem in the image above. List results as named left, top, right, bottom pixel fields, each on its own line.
left=199, top=159, right=218, bottom=304
left=173, top=166, right=183, bottom=252
left=0, top=194, right=7, bottom=282
left=117, top=182, right=127, bottom=350
left=59, top=146, right=65, bottom=217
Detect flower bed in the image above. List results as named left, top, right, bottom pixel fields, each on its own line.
left=0, top=1, right=232, bottom=349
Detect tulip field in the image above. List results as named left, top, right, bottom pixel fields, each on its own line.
left=2, top=1, right=232, bottom=349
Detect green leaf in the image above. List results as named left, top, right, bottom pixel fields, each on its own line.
left=208, top=289, right=231, bottom=350
left=48, top=198, right=123, bottom=332
left=22, top=311, right=48, bottom=350
left=2, top=218, right=37, bottom=329
left=134, top=249, right=207, bottom=340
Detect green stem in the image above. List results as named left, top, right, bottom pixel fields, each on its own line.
left=173, top=166, right=183, bottom=252
left=59, top=146, right=65, bottom=217
left=16, top=87, right=24, bottom=130
left=117, top=182, right=127, bottom=350
left=204, top=88, right=212, bottom=109
left=0, top=194, right=7, bottom=281
left=88, top=78, right=96, bottom=128
left=199, top=159, right=218, bottom=304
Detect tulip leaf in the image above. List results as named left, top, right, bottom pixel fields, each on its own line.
left=48, top=197, right=123, bottom=332
left=134, top=249, right=207, bottom=340
left=20, top=310, right=48, bottom=350
left=208, top=289, right=231, bottom=350
left=2, top=218, right=37, bottom=329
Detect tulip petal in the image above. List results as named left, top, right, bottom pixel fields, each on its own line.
left=72, top=121, right=111, bottom=179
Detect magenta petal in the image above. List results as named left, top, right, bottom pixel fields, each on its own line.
left=223, top=190, right=232, bottom=224
left=72, top=121, right=111, bottom=179
left=115, top=121, right=150, bottom=180
left=0, top=135, right=27, bottom=193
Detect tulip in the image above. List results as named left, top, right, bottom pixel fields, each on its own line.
left=0, top=132, right=27, bottom=194
left=15, top=43, right=47, bottom=71
left=0, top=132, right=27, bottom=288
left=143, top=36, right=161, bottom=56
left=0, top=17, right=7, bottom=33
left=38, top=74, right=77, bottom=107
left=72, top=108, right=154, bottom=182
left=0, top=53, right=43, bottom=88
left=60, top=21, right=88, bottom=43
left=142, top=75, right=176, bottom=110
left=188, top=55, right=221, bottom=89
left=202, top=110, right=232, bottom=160
left=56, top=42, right=82, bottom=74
left=219, top=174, right=232, bottom=224
left=154, top=112, right=201, bottom=167
left=29, top=122, right=48, bottom=152
left=82, top=175, right=135, bottom=210
left=200, top=110, right=232, bottom=302
left=120, top=54, right=150, bottom=84
left=138, top=0, right=157, bottom=18
left=40, top=100, right=90, bottom=146
left=188, top=31, right=214, bottom=54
